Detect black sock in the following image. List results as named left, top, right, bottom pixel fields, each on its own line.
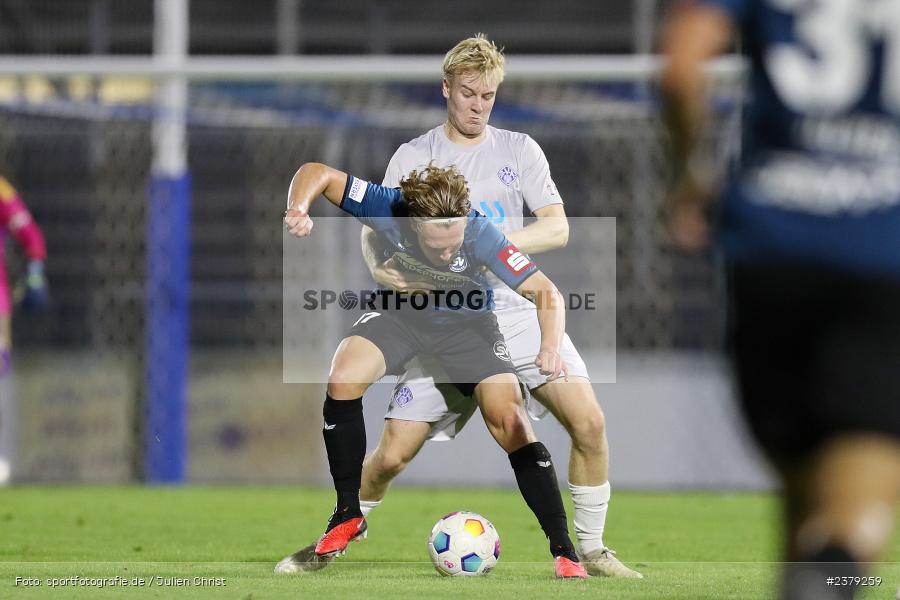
left=782, top=545, right=861, bottom=600
left=322, top=394, right=365, bottom=525
left=508, top=441, right=577, bottom=561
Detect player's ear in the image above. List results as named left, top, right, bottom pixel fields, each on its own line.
left=442, top=78, right=451, bottom=99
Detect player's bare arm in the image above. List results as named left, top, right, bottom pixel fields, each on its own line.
left=504, top=204, right=569, bottom=254
left=515, top=270, right=567, bottom=381
left=359, top=225, right=436, bottom=291
left=283, top=162, right=348, bottom=237
left=660, top=3, right=734, bottom=252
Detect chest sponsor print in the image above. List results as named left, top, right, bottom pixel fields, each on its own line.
left=479, top=201, right=506, bottom=226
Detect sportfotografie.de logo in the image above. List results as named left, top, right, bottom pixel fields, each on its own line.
left=298, top=288, right=598, bottom=312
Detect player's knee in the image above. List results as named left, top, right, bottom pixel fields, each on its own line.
left=569, top=408, right=606, bottom=451
left=488, top=409, right=532, bottom=452
left=326, top=379, right=368, bottom=400
left=372, top=448, right=412, bottom=479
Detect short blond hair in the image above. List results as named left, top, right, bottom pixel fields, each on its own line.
left=400, top=164, right=471, bottom=219
left=442, top=33, right=505, bottom=87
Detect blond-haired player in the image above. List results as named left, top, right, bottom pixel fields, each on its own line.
left=282, top=161, right=588, bottom=578
left=277, top=34, right=639, bottom=578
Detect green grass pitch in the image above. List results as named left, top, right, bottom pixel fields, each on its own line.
left=0, top=487, right=897, bottom=599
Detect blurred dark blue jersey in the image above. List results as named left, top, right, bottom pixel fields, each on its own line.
left=339, top=175, right=539, bottom=321
left=702, top=0, right=900, bottom=278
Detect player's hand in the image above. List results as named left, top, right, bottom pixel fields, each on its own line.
left=666, top=170, right=714, bottom=253
left=17, top=261, right=49, bottom=313
left=535, top=347, right=569, bottom=382
left=374, top=256, right=436, bottom=292
left=284, top=208, right=313, bottom=237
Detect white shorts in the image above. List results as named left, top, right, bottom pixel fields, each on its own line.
left=383, top=300, right=590, bottom=441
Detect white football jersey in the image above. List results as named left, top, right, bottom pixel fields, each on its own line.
left=382, top=124, right=561, bottom=233
left=383, top=125, right=562, bottom=308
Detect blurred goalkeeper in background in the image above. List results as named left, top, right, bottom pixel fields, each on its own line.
left=662, top=1, right=900, bottom=599
left=278, top=33, right=640, bottom=580
left=0, top=176, right=48, bottom=484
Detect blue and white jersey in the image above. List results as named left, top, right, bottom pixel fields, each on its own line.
left=340, top=175, right=539, bottom=322
left=703, top=0, right=900, bottom=278
left=383, top=125, right=561, bottom=311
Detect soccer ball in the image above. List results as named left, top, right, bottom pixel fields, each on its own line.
left=428, top=511, right=500, bottom=576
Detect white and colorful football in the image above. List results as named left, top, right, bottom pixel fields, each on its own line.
left=428, top=511, right=500, bottom=576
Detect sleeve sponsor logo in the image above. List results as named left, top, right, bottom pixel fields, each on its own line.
left=348, top=177, right=369, bottom=203
left=497, top=245, right=534, bottom=274
left=545, top=178, right=558, bottom=197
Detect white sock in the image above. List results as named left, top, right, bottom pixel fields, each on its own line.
left=569, top=481, right=611, bottom=555
left=359, top=499, right=381, bottom=517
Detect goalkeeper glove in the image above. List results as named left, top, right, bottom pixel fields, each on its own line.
left=20, top=260, right=49, bottom=312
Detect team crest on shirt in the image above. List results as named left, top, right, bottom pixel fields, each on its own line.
left=493, top=341, right=512, bottom=362
left=393, top=385, right=413, bottom=407
left=497, top=166, right=518, bottom=186
left=448, top=253, right=468, bottom=273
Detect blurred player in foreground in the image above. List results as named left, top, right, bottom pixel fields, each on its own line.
left=662, top=2, right=900, bottom=599
left=0, top=176, right=48, bottom=484
left=278, top=33, right=639, bottom=579
left=281, top=162, right=588, bottom=578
